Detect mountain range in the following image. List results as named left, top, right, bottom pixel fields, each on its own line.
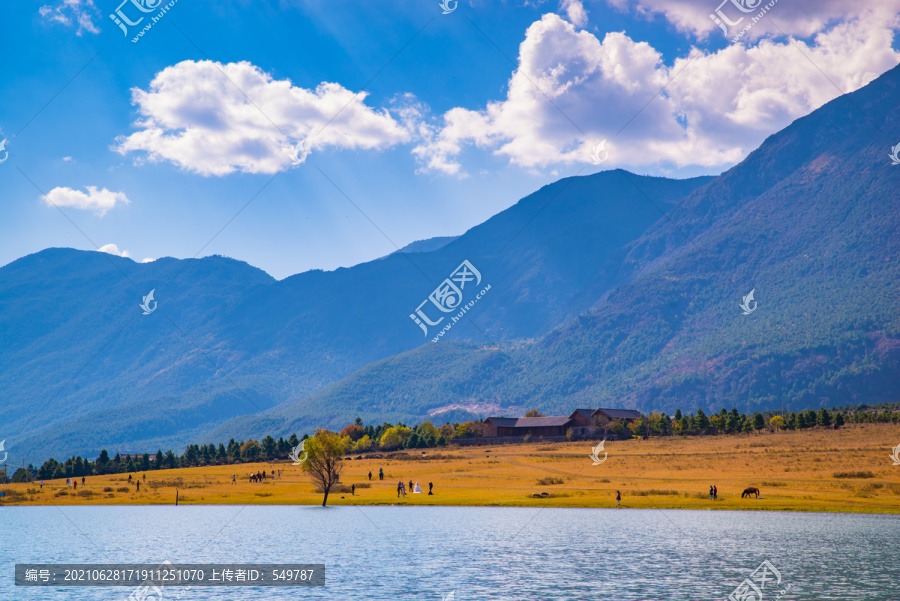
left=2, top=64, right=899, bottom=462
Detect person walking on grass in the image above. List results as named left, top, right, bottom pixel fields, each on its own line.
left=615, top=490, right=621, bottom=508
left=82, top=476, right=85, bottom=485
left=397, top=481, right=402, bottom=498
left=709, top=485, right=714, bottom=500
left=379, top=468, right=384, bottom=481
left=351, top=484, right=355, bottom=496
left=368, top=471, right=372, bottom=481
left=428, top=482, right=433, bottom=495
left=713, top=485, right=718, bottom=500
left=232, top=474, right=236, bottom=484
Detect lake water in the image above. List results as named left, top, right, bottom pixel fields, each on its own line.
left=1, top=506, right=897, bottom=600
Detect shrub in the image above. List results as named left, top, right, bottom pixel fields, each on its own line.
left=536, top=477, right=564, bottom=485
left=833, top=471, right=874, bottom=479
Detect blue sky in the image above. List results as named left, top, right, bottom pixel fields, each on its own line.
left=1, top=0, right=897, bottom=278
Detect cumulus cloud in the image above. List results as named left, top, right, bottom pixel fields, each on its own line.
left=97, top=243, right=130, bottom=258
left=413, top=12, right=899, bottom=175
left=602, top=0, right=900, bottom=41
left=39, top=0, right=100, bottom=35
left=560, top=0, right=588, bottom=27
left=44, top=186, right=130, bottom=216
left=114, top=60, right=412, bottom=176
left=141, top=257, right=156, bottom=263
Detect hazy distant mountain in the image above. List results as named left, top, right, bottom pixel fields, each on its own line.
left=0, top=169, right=709, bottom=461
left=206, top=63, right=900, bottom=441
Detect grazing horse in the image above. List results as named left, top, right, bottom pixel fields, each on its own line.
left=742, top=487, right=761, bottom=498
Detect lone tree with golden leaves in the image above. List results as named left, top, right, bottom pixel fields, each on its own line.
left=301, top=430, right=348, bottom=506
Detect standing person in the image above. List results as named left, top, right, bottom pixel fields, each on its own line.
left=143, top=474, right=146, bottom=482
left=713, top=485, right=718, bottom=500
left=82, top=476, right=85, bottom=485
left=40, top=480, right=43, bottom=490
left=428, top=482, right=433, bottom=495
left=709, top=485, right=714, bottom=500
left=73, top=481, right=77, bottom=491
left=379, top=468, right=384, bottom=481
left=277, top=470, right=281, bottom=479
left=397, top=481, right=402, bottom=498
left=232, top=474, right=236, bottom=484
left=368, top=471, right=372, bottom=481
left=136, top=481, right=140, bottom=492
left=351, top=484, right=355, bottom=496
left=615, top=490, right=621, bottom=508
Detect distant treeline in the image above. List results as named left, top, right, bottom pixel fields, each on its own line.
left=8, top=404, right=899, bottom=484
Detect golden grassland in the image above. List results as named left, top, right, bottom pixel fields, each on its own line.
left=3, top=424, right=899, bottom=512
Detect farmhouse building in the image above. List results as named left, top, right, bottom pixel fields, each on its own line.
left=593, top=408, right=642, bottom=421
left=483, top=407, right=642, bottom=438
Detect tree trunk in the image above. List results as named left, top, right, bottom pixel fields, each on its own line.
left=322, top=488, right=329, bottom=507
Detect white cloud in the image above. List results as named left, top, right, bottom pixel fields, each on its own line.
left=414, top=11, right=899, bottom=175
left=97, top=243, right=130, bottom=258
left=114, top=60, right=412, bottom=176
left=141, top=257, right=156, bottom=263
left=44, top=185, right=130, bottom=216
left=39, top=0, right=100, bottom=35
left=602, top=0, right=900, bottom=41
left=560, top=0, right=588, bottom=27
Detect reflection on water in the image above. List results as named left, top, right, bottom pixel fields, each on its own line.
left=1, top=506, right=897, bottom=600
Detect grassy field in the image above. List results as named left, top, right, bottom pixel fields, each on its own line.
left=3, top=424, right=899, bottom=512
